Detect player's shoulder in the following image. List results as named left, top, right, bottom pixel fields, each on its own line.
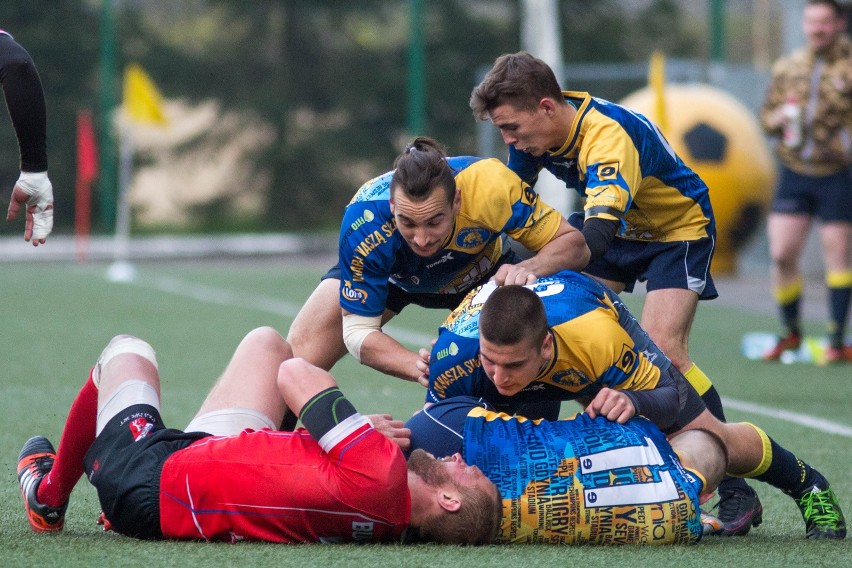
left=452, top=156, right=519, bottom=187
left=349, top=170, right=394, bottom=205
left=533, top=271, right=612, bottom=322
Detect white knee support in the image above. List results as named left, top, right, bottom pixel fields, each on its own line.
left=92, top=335, right=158, bottom=387
left=96, top=380, right=160, bottom=435
left=185, top=408, right=276, bottom=437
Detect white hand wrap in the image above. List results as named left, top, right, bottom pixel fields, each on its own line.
left=16, top=171, right=54, bottom=240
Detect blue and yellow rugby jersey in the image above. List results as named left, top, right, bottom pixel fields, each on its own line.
left=338, top=156, right=562, bottom=317
left=508, top=91, right=715, bottom=243
left=426, top=270, right=669, bottom=411
left=462, top=408, right=705, bottom=544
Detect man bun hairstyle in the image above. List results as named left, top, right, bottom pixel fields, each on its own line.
left=391, top=136, right=456, bottom=203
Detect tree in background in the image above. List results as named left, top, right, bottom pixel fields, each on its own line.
left=0, top=1, right=708, bottom=234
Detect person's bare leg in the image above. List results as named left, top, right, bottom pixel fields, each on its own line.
left=768, top=212, right=812, bottom=294
left=186, top=326, right=293, bottom=435
left=287, top=278, right=348, bottom=370
left=640, top=288, right=697, bottom=371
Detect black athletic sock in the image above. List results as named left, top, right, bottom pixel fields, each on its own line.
left=780, top=299, right=802, bottom=337
left=827, top=284, right=851, bottom=348
left=748, top=431, right=821, bottom=497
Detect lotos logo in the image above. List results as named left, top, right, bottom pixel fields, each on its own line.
left=341, top=280, right=369, bottom=304
left=455, top=228, right=490, bottom=249
left=129, top=417, right=154, bottom=442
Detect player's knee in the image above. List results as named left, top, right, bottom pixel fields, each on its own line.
left=245, top=326, right=291, bottom=358
left=94, top=335, right=158, bottom=388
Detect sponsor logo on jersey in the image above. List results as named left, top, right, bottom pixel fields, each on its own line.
left=351, top=174, right=391, bottom=203
left=435, top=341, right=459, bottom=360
left=548, top=157, right=577, bottom=179
left=431, top=356, right=481, bottom=398
left=519, top=382, right=547, bottom=392
left=353, top=228, right=389, bottom=258
left=341, top=280, right=369, bottom=304
left=349, top=208, right=375, bottom=232
left=427, top=251, right=455, bottom=269
left=455, top=228, right=490, bottom=249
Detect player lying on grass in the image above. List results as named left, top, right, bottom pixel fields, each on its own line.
left=400, top=396, right=728, bottom=544
left=424, top=271, right=846, bottom=540
left=17, top=327, right=501, bottom=544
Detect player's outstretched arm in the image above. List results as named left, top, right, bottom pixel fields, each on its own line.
left=1, top=33, right=53, bottom=244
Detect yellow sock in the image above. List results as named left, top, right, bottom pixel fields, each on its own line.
left=740, top=423, right=773, bottom=478
left=683, top=363, right=712, bottom=396
left=773, top=278, right=803, bottom=305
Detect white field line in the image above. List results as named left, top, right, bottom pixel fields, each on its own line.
left=720, top=398, right=852, bottom=437
left=136, top=274, right=852, bottom=438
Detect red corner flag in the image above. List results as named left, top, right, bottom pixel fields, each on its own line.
left=75, top=109, right=99, bottom=262
left=76, top=110, right=98, bottom=183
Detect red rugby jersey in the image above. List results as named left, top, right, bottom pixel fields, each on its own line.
left=159, top=417, right=410, bottom=543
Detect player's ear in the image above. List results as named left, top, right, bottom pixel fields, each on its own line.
left=438, top=489, right=462, bottom=512
left=539, top=97, right=556, bottom=116
left=541, top=332, right=553, bottom=358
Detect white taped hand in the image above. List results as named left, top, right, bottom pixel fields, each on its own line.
left=7, top=171, right=54, bottom=245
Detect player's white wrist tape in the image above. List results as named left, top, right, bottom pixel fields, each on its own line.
left=16, top=170, right=54, bottom=239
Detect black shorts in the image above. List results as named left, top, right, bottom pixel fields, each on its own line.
left=568, top=212, right=718, bottom=300
left=771, top=164, right=852, bottom=222
left=83, top=404, right=209, bottom=539
left=321, top=249, right=520, bottom=314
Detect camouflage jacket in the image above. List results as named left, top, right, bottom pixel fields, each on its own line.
left=760, top=35, right=852, bottom=176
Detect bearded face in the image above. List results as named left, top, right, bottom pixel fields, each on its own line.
left=407, top=448, right=452, bottom=486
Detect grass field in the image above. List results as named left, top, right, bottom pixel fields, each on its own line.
left=1, top=258, right=850, bottom=567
